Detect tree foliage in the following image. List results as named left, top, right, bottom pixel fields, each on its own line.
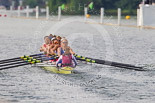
left=1, top=0, right=142, bottom=15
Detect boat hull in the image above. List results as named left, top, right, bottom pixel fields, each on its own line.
left=42, top=66, right=74, bottom=74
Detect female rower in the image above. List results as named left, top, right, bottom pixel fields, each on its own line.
left=56, top=47, right=77, bottom=68
left=49, top=34, right=53, bottom=40
left=57, top=38, right=75, bottom=57
left=50, top=38, right=60, bottom=55
left=56, top=36, right=62, bottom=45
left=40, top=36, right=54, bottom=55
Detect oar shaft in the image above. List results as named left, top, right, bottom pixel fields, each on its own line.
left=75, top=56, right=145, bottom=71
left=0, top=53, right=43, bottom=63
left=0, top=63, right=29, bottom=70
left=94, top=59, right=143, bottom=69
left=0, top=61, right=24, bottom=67
left=0, top=55, right=48, bottom=64
left=0, top=56, right=54, bottom=67
left=0, top=57, right=57, bottom=71
left=95, top=60, right=144, bottom=71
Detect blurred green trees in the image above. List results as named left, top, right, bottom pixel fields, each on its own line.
left=1, top=0, right=142, bottom=15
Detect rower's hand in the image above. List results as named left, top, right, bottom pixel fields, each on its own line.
left=44, top=51, right=47, bottom=55
left=40, top=47, right=44, bottom=52
left=72, top=52, right=75, bottom=55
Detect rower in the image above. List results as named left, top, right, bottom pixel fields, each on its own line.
left=56, top=36, right=62, bottom=45
left=48, top=38, right=61, bottom=63
left=49, top=34, right=53, bottom=40
left=57, top=38, right=75, bottom=57
left=56, top=47, right=77, bottom=68
left=40, top=36, right=54, bottom=55
left=50, top=38, right=60, bottom=55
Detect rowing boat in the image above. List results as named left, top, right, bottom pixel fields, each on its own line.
left=34, top=63, right=74, bottom=74
left=43, top=66, right=74, bottom=74
left=0, top=53, right=145, bottom=72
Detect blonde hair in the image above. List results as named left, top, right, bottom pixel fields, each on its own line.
left=61, top=37, right=67, bottom=41
left=61, top=38, right=68, bottom=48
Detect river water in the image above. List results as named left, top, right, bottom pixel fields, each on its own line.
left=0, top=16, right=155, bottom=103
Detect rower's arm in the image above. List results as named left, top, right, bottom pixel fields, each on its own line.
left=47, top=46, right=50, bottom=54
left=72, top=54, right=77, bottom=66
left=52, top=45, right=59, bottom=51
left=49, top=44, right=54, bottom=49
left=70, top=48, right=75, bottom=55
left=57, top=47, right=61, bottom=57
left=40, top=45, right=46, bottom=52
left=56, top=56, right=62, bottom=67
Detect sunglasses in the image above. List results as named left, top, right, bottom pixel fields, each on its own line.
left=63, top=42, right=68, bottom=44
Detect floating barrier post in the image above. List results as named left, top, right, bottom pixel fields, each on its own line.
left=100, top=8, right=104, bottom=24
left=36, top=6, right=39, bottom=19
left=118, top=8, right=121, bottom=25
left=84, top=7, right=88, bottom=22
left=46, top=6, right=49, bottom=20
left=58, top=6, right=61, bottom=21
left=26, top=5, right=29, bottom=18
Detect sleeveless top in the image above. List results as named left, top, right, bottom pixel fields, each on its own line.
left=60, top=47, right=64, bottom=55
left=62, top=54, right=72, bottom=67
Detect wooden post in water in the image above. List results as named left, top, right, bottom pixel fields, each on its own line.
left=17, top=6, right=20, bottom=17
left=36, top=6, right=39, bottom=19
left=118, top=8, right=121, bottom=25
left=26, top=5, right=29, bottom=18
left=58, top=6, right=61, bottom=21
left=100, top=8, right=104, bottom=24
left=46, top=6, right=49, bottom=20
left=84, top=7, right=88, bottom=22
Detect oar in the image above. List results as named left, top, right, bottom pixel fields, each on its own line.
left=0, top=57, right=49, bottom=67
left=0, top=63, right=32, bottom=70
left=75, top=55, right=146, bottom=71
left=0, top=57, right=57, bottom=71
left=0, top=55, right=57, bottom=67
left=0, top=55, right=48, bottom=64
left=0, top=53, right=44, bottom=63
left=0, top=60, right=40, bottom=67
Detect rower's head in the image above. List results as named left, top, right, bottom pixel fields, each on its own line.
left=53, top=35, right=56, bottom=38
left=56, top=36, right=61, bottom=41
left=56, top=36, right=61, bottom=45
left=53, top=39, right=59, bottom=45
left=44, top=36, right=50, bottom=44
left=61, top=38, right=68, bottom=47
left=49, top=34, right=53, bottom=40
left=63, top=46, right=71, bottom=55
